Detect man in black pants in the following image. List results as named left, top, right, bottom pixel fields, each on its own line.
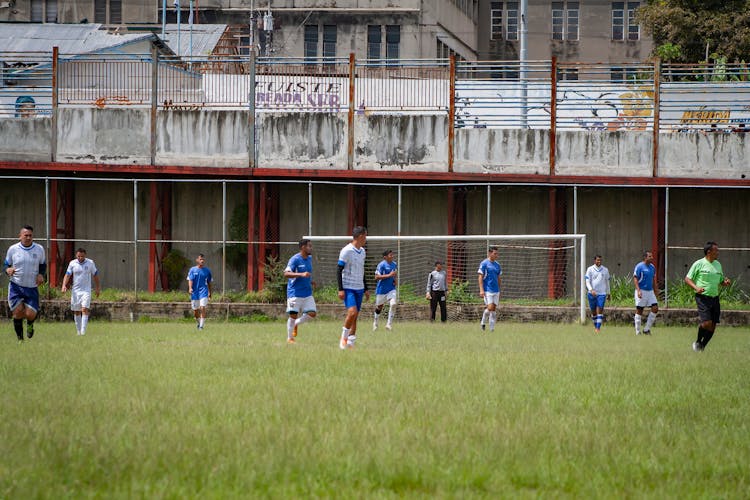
left=685, top=241, right=731, bottom=352
left=426, top=261, right=447, bottom=322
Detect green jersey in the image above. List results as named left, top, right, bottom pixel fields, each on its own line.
left=686, top=257, right=724, bottom=297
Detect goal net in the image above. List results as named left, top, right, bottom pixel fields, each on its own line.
left=304, top=234, right=587, bottom=322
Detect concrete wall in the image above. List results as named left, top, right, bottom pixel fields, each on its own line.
left=454, top=128, right=549, bottom=175
left=157, top=110, right=249, bottom=168
left=0, top=117, right=52, bottom=163
left=57, top=108, right=151, bottom=165
left=556, top=130, right=653, bottom=177
left=659, top=133, right=750, bottom=180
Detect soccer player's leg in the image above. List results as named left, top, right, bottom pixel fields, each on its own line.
left=191, top=299, right=201, bottom=329
left=71, top=291, right=83, bottom=335
left=8, top=283, right=27, bottom=341
left=286, top=296, right=298, bottom=343
left=79, top=291, right=92, bottom=335
left=340, top=290, right=362, bottom=349
left=293, top=296, right=317, bottom=340
left=22, top=286, right=40, bottom=339
left=373, top=294, right=385, bottom=330
left=386, top=290, right=397, bottom=330
left=588, top=293, right=598, bottom=332
left=486, top=293, right=499, bottom=332
left=594, top=294, right=606, bottom=333
left=644, top=292, right=658, bottom=334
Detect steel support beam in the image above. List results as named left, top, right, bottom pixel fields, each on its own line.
left=148, top=182, right=172, bottom=292
left=547, top=186, right=567, bottom=299
left=48, top=179, right=75, bottom=288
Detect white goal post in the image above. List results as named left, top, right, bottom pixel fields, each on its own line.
left=304, top=234, right=587, bottom=323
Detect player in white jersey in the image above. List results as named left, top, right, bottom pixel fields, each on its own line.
left=62, top=248, right=101, bottom=336
left=337, top=226, right=369, bottom=349
left=585, top=255, right=611, bottom=334
left=4, top=225, right=46, bottom=342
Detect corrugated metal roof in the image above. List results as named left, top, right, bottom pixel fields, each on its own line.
left=161, top=24, right=227, bottom=57
left=0, top=24, right=155, bottom=55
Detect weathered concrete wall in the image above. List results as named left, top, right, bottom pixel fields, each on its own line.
left=257, top=112, right=347, bottom=170
left=355, top=114, right=448, bottom=171
left=57, top=108, right=151, bottom=164
left=0, top=117, right=52, bottom=162
left=556, top=131, right=653, bottom=177
left=157, top=110, right=249, bottom=168
left=454, top=128, right=549, bottom=175
left=659, top=133, right=750, bottom=180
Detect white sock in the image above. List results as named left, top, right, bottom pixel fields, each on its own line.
left=373, top=311, right=379, bottom=324
left=481, top=309, right=489, bottom=325
left=342, top=327, right=350, bottom=338
left=74, top=315, right=82, bottom=333
left=295, top=313, right=312, bottom=326
left=287, top=317, right=295, bottom=338
left=645, top=312, right=657, bottom=330
left=387, top=306, right=395, bottom=325
left=199, top=317, right=205, bottom=328
left=489, top=311, right=496, bottom=331
left=81, top=314, right=89, bottom=334
left=634, top=314, right=642, bottom=333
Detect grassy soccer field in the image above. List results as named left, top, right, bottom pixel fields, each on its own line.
left=2, top=319, right=749, bottom=498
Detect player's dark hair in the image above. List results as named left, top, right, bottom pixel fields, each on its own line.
left=76, top=247, right=86, bottom=254
left=594, top=254, right=602, bottom=260
left=704, top=241, right=717, bottom=255
left=352, top=226, right=367, bottom=239
left=299, top=238, right=310, bottom=248
left=197, top=253, right=205, bottom=258
left=382, top=249, right=392, bottom=257
left=488, top=246, right=498, bottom=253
left=642, top=250, right=651, bottom=259
left=22, top=225, right=33, bottom=232
left=435, top=260, right=442, bottom=266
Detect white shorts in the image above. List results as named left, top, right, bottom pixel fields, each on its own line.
left=191, top=297, right=209, bottom=310
left=483, top=292, right=500, bottom=306
left=70, top=290, right=92, bottom=311
left=375, top=290, right=397, bottom=307
left=635, top=289, right=658, bottom=308
left=287, top=295, right=316, bottom=315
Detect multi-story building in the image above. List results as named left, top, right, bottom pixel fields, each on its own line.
left=478, top=0, right=653, bottom=63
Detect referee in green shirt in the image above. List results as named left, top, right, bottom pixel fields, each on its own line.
left=684, top=241, right=731, bottom=352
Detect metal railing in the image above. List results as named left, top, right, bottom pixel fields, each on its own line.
left=3, top=51, right=750, bottom=131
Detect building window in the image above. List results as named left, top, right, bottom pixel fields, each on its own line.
left=304, top=25, right=318, bottom=60
left=94, top=0, right=122, bottom=24
left=611, top=67, right=639, bottom=82
left=386, top=25, right=400, bottom=61
left=490, top=2, right=518, bottom=41
left=506, top=2, right=518, bottom=41
left=558, top=68, right=578, bottom=81
left=322, top=25, right=337, bottom=59
left=31, top=0, right=58, bottom=22
left=368, top=25, right=382, bottom=60
left=553, top=2, right=579, bottom=41
left=613, top=1, right=640, bottom=41
left=436, top=39, right=466, bottom=62
left=490, top=2, right=503, bottom=40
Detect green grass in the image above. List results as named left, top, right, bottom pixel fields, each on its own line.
left=2, top=320, right=750, bottom=498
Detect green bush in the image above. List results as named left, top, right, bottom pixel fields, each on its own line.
left=161, top=249, right=191, bottom=291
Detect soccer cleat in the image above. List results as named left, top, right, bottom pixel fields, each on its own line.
left=293, top=323, right=298, bottom=338
left=481, top=323, right=486, bottom=331
left=372, top=321, right=378, bottom=331
left=26, top=323, right=34, bottom=339
left=287, top=337, right=296, bottom=344
left=385, top=323, right=392, bottom=331
left=347, top=335, right=357, bottom=349
left=635, top=330, right=641, bottom=335
left=692, top=342, right=703, bottom=352
left=198, top=326, right=204, bottom=331
left=643, top=329, right=651, bottom=335
left=339, top=332, right=349, bottom=350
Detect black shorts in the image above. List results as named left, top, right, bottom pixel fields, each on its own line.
left=695, top=294, right=721, bottom=324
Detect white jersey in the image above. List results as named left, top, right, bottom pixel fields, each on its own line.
left=338, top=242, right=366, bottom=290
left=585, top=265, right=611, bottom=295
left=5, top=242, right=46, bottom=288
left=65, top=258, right=98, bottom=293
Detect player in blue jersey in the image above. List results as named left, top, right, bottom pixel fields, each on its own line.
left=4, top=225, right=46, bottom=342
left=585, top=255, right=611, bottom=334
left=337, top=226, right=369, bottom=349
left=373, top=249, right=398, bottom=331
left=284, top=239, right=317, bottom=344
left=633, top=250, right=659, bottom=335
left=61, top=248, right=101, bottom=336
left=477, top=246, right=502, bottom=332
left=187, top=254, right=213, bottom=330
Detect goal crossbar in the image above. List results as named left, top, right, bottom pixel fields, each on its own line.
left=305, top=234, right=587, bottom=323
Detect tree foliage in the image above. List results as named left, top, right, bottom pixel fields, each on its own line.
left=638, top=0, right=750, bottom=63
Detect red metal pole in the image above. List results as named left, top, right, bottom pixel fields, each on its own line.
left=148, top=182, right=158, bottom=292
left=448, top=55, right=456, bottom=173
left=549, top=57, right=557, bottom=176
left=49, top=180, right=59, bottom=287
left=257, top=182, right=267, bottom=289
left=347, top=53, right=355, bottom=170
left=652, top=58, right=661, bottom=178
left=247, top=183, right=256, bottom=291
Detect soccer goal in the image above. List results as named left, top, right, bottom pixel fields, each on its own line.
left=305, top=234, right=587, bottom=323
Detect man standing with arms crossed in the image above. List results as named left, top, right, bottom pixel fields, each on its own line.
left=478, top=246, right=502, bottom=332
left=685, top=241, right=731, bottom=352
left=4, top=225, right=46, bottom=343
left=187, top=254, right=212, bottom=330
left=61, top=248, right=101, bottom=336
left=337, top=226, right=369, bottom=349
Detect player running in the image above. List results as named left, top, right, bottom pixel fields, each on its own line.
left=284, top=239, right=317, bottom=344
left=337, top=226, right=369, bottom=349
left=477, top=246, right=502, bottom=332
left=61, top=248, right=101, bottom=336
left=373, top=249, right=397, bottom=331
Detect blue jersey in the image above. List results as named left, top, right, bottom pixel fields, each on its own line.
left=478, top=258, right=502, bottom=294
left=285, top=253, right=313, bottom=298
left=633, top=261, right=656, bottom=291
left=187, top=266, right=212, bottom=300
left=375, top=260, right=397, bottom=295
